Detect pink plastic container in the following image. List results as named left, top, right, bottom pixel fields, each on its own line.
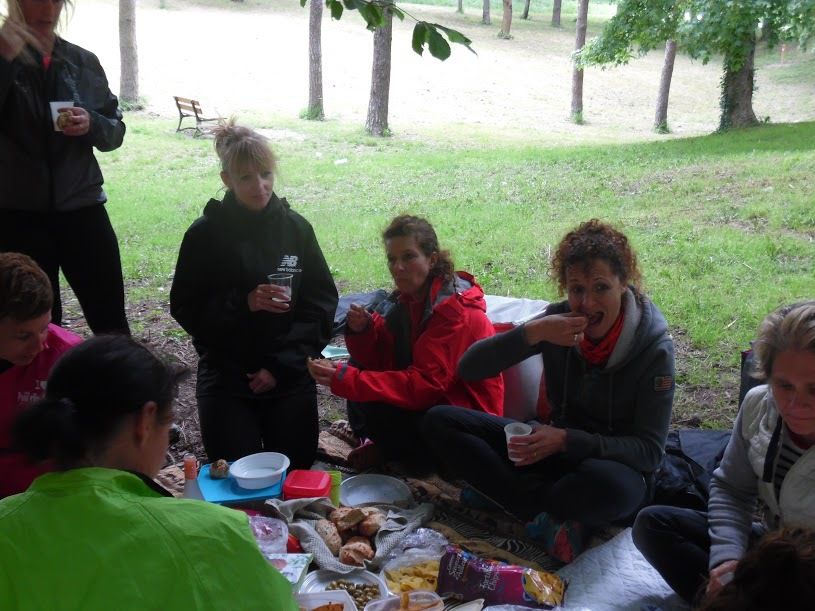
left=282, top=469, right=331, bottom=500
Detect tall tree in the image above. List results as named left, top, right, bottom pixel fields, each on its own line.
left=570, top=0, right=589, bottom=122
left=654, top=39, right=677, bottom=132
left=118, top=0, right=138, bottom=105
left=457, top=0, right=463, bottom=14
left=551, top=0, right=562, bottom=27
left=482, top=0, right=491, bottom=26
left=577, top=0, right=815, bottom=131
left=522, top=0, right=531, bottom=21
left=366, top=7, right=393, bottom=135
left=499, top=0, right=513, bottom=38
left=307, top=0, right=324, bottom=120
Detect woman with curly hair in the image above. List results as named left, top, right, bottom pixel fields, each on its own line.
left=424, top=219, right=675, bottom=563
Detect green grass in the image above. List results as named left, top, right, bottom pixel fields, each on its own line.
left=102, top=114, right=815, bottom=424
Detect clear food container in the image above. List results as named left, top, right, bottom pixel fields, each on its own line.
left=363, top=591, right=444, bottom=611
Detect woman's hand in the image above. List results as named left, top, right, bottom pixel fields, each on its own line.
left=0, top=19, right=43, bottom=62
left=524, top=313, right=587, bottom=347
left=307, top=357, right=338, bottom=387
left=248, top=283, right=290, bottom=313
left=246, top=368, right=276, bottom=394
left=59, top=107, right=91, bottom=137
left=346, top=304, right=371, bottom=334
left=508, top=422, right=567, bottom=466
left=706, top=560, right=738, bottom=596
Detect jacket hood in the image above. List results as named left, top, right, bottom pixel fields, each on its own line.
left=202, top=191, right=288, bottom=232
left=604, top=289, right=669, bottom=373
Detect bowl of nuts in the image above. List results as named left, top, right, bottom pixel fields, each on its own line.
left=299, top=569, right=387, bottom=610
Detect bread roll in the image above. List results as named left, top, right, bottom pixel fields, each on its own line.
left=210, top=459, right=230, bottom=479
left=329, top=507, right=365, bottom=531
left=315, top=519, right=342, bottom=556
left=358, top=508, right=386, bottom=537
left=339, top=536, right=375, bottom=566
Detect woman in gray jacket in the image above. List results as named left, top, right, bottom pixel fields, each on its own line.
left=634, top=301, right=815, bottom=605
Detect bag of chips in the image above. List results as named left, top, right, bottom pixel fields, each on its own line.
left=437, top=545, right=566, bottom=609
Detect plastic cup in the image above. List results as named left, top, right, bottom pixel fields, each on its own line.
left=50, top=101, right=74, bottom=131
left=267, top=273, right=293, bottom=303
left=504, top=422, right=532, bottom=462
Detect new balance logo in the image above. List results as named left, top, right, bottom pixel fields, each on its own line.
left=280, top=255, right=298, bottom=268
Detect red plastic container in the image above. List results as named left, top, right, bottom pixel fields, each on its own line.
left=283, top=469, right=331, bottom=500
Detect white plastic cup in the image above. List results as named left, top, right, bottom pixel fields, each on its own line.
left=50, top=101, right=74, bottom=131
left=267, top=273, right=293, bottom=303
left=504, top=422, right=532, bottom=462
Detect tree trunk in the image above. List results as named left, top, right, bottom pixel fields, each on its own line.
left=570, top=0, right=589, bottom=121
left=118, top=0, right=139, bottom=105
left=551, top=0, right=562, bottom=27
left=522, top=0, right=531, bottom=20
left=482, top=0, right=491, bottom=26
left=365, top=9, right=393, bottom=136
left=654, top=39, right=677, bottom=133
left=307, top=0, right=324, bottom=120
left=457, top=0, right=463, bottom=14
left=499, top=0, right=513, bottom=38
left=719, top=39, right=759, bottom=131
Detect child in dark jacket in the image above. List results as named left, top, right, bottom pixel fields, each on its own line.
left=170, top=120, right=338, bottom=469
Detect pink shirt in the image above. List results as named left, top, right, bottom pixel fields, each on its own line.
left=0, top=324, right=82, bottom=497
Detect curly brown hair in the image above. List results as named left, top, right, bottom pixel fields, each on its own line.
left=699, top=528, right=815, bottom=611
left=0, top=253, right=53, bottom=322
left=549, top=219, right=642, bottom=297
left=382, top=215, right=454, bottom=283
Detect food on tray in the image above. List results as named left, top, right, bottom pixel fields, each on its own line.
left=56, top=111, right=72, bottom=130
left=210, top=459, right=230, bottom=479
left=384, top=559, right=440, bottom=593
left=329, top=507, right=366, bottom=531
left=316, top=519, right=342, bottom=556
left=338, top=536, right=374, bottom=566
left=358, top=508, right=386, bottom=537
left=327, top=579, right=380, bottom=609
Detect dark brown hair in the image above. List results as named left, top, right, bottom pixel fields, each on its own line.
left=549, top=219, right=642, bottom=297
left=0, top=252, right=53, bottom=322
left=382, top=215, right=454, bottom=283
left=699, top=528, right=815, bottom=611
left=752, top=301, right=815, bottom=380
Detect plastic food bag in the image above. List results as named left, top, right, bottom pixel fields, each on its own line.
left=249, top=515, right=289, bottom=555
left=381, top=528, right=449, bottom=593
left=437, top=545, right=566, bottom=609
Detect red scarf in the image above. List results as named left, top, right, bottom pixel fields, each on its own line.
left=43, top=55, right=52, bottom=70
left=579, top=308, right=625, bottom=366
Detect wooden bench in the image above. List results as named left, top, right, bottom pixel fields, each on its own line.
left=173, top=96, right=220, bottom=136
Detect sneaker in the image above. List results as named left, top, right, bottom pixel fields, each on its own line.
left=459, top=487, right=504, bottom=512
left=525, top=512, right=586, bottom=564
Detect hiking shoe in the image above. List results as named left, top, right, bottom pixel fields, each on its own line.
left=525, top=512, right=586, bottom=564
left=328, top=419, right=360, bottom=447
left=459, top=487, right=504, bottom=512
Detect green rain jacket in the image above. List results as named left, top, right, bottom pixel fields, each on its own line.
left=0, top=468, right=297, bottom=610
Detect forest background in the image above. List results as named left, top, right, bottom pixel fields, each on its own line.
left=37, top=0, right=815, bottom=453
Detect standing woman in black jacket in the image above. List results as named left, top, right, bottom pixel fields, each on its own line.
left=0, top=0, right=129, bottom=334
left=170, top=120, right=338, bottom=469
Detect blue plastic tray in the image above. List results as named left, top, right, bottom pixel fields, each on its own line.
left=197, top=463, right=285, bottom=504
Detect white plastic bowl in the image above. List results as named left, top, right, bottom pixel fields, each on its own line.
left=230, top=452, right=290, bottom=490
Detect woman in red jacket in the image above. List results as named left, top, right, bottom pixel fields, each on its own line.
left=308, top=215, right=503, bottom=470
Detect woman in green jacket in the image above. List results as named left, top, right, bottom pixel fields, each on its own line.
left=0, top=335, right=297, bottom=611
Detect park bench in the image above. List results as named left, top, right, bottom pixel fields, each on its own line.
left=173, top=96, right=220, bottom=136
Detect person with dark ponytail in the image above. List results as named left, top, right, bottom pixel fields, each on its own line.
left=308, top=214, right=504, bottom=470
left=0, top=252, right=81, bottom=497
left=0, top=335, right=297, bottom=610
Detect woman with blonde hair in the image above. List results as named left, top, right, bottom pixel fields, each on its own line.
left=0, top=0, right=129, bottom=334
left=634, top=301, right=815, bottom=604
left=171, top=120, right=337, bottom=469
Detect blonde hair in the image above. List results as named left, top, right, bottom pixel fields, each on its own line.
left=753, top=301, right=815, bottom=379
left=6, top=0, right=74, bottom=30
left=212, top=118, right=277, bottom=177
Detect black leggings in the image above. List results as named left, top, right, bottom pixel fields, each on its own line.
left=422, top=404, right=648, bottom=526
left=197, top=389, right=319, bottom=470
left=0, top=206, right=129, bottom=334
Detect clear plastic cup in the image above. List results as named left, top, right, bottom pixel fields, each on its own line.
left=267, top=273, right=293, bottom=303
left=504, top=422, right=532, bottom=462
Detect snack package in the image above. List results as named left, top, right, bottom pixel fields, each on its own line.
left=263, top=553, right=313, bottom=591
left=383, top=554, right=441, bottom=593
left=249, top=515, right=289, bottom=555
left=437, top=545, right=566, bottom=609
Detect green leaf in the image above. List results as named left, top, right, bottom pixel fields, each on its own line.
left=359, top=3, right=384, bottom=30
left=426, top=25, right=451, bottom=60
left=300, top=0, right=307, bottom=7
left=329, top=0, right=343, bottom=20
left=341, top=0, right=360, bottom=10
left=391, top=6, right=405, bottom=21
left=433, top=22, right=476, bottom=55
left=412, top=22, right=429, bottom=56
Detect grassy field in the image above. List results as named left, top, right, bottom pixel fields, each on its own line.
left=101, top=112, right=815, bottom=426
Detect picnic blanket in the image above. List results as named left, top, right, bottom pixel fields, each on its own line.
left=263, top=496, right=434, bottom=573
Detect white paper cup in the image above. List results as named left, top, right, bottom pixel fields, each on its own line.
left=504, top=422, right=532, bottom=462
left=267, top=273, right=293, bottom=303
left=50, top=101, right=74, bottom=132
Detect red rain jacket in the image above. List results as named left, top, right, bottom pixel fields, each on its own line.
left=332, top=272, right=503, bottom=415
